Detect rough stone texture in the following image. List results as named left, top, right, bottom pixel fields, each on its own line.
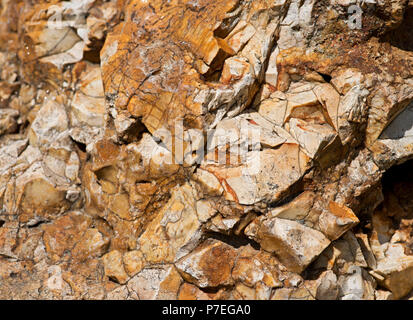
left=0, top=0, right=412, bottom=300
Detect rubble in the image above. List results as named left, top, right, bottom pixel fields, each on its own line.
left=0, top=0, right=412, bottom=300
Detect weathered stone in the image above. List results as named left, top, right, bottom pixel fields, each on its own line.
left=123, top=250, right=145, bottom=278
left=314, top=270, right=339, bottom=300
left=127, top=265, right=182, bottom=300
left=178, top=283, right=212, bottom=300
left=192, top=169, right=224, bottom=197
left=319, top=202, right=359, bottom=241
left=0, top=109, right=19, bottom=136
left=373, top=244, right=413, bottom=299
left=0, top=0, right=413, bottom=301
left=69, top=62, right=106, bottom=148
left=338, top=266, right=375, bottom=300
left=232, top=245, right=283, bottom=291
left=42, top=212, right=92, bottom=261
left=258, top=92, right=288, bottom=127
left=287, top=118, right=337, bottom=159
left=203, top=143, right=310, bottom=206
left=102, top=250, right=129, bottom=285
left=138, top=183, right=201, bottom=264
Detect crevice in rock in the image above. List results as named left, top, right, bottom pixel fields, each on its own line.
left=358, top=158, right=413, bottom=250
left=268, top=178, right=305, bottom=210
left=268, top=189, right=304, bottom=210
left=0, top=253, right=15, bottom=260
left=379, top=157, right=413, bottom=226
left=381, top=158, right=413, bottom=215
left=108, top=276, right=121, bottom=285
left=204, top=230, right=260, bottom=250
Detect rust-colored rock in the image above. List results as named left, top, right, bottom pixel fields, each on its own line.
left=0, top=0, right=413, bottom=300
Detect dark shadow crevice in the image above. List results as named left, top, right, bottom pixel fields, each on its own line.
left=204, top=230, right=260, bottom=250
left=380, top=7, right=413, bottom=52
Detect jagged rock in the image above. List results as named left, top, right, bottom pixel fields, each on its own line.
left=0, top=109, right=18, bottom=136
left=138, top=183, right=201, bottom=264
left=314, top=270, right=340, bottom=300
left=319, top=201, right=360, bottom=241
left=69, top=62, right=106, bottom=148
left=178, top=283, right=213, bottom=300
left=127, top=265, right=183, bottom=300
left=373, top=244, right=413, bottom=299
left=245, top=216, right=331, bottom=273
left=123, top=250, right=145, bottom=278
left=43, top=211, right=108, bottom=263
left=0, top=0, right=412, bottom=300
left=102, top=250, right=129, bottom=285
left=175, top=239, right=237, bottom=288
left=202, top=143, right=310, bottom=205
left=338, top=266, right=375, bottom=300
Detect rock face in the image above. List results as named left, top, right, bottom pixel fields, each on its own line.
left=0, top=0, right=412, bottom=300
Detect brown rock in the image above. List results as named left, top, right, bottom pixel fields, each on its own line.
left=176, top=239, right=237, bottom=288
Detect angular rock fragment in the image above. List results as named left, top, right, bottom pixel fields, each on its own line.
left=203, top=143, right=310, bottom=205
left=245, top=216, right=331, bottom=273
left=127, top=265, right=183, bottom=300
left=138, top=183, right=201, bottom=264
left=175, top=239, right=237, bottom=288
left=69, top=62, right=106, bottom=148
left=318, top=202, right=360, bottom=241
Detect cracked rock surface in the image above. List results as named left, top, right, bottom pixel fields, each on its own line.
left=0, top=0, right=413, bottom=300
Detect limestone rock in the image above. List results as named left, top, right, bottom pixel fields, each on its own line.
left=102, top=250, right=129, bottom=285
left=319, top=202, right=360, bottom=241
left=245, top=216, right=331, bottom=273
left=0, top=0, right=413, bottom=300
left=202, top=142, right=310, bottom=205
left=175, top=239, right=237, bottom=288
